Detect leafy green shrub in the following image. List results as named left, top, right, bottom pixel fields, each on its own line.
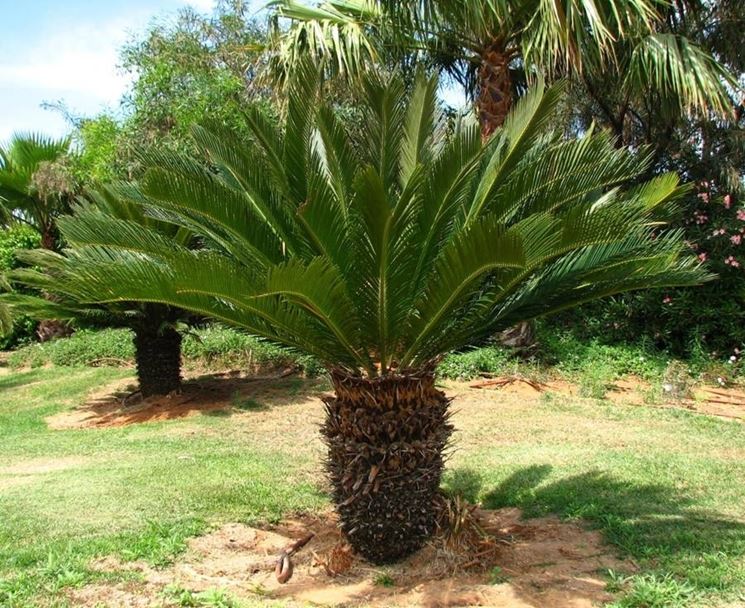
left=8, top=325, right=323, bottom=375
left=8, top=328, right=134, bottom=367
left=539, top=327, right=671, bottom=382
left=578, top=361, right=615, bottom=399
left=437, top=346, right=511, bottom=380
left=0, top=225, right=40, bottom=270
left=0, top=225, right=41, bottom=349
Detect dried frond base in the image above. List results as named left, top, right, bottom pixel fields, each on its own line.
left=430, top=494, right=502, bottom=575
left=323, top=369, right=453, bottom=564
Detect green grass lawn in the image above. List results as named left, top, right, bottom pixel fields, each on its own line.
left=1, top=366, right=745, bottom=607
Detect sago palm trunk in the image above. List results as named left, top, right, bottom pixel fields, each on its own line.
left=477, top=43, right=513, bottom=139
left=133, top=325, right=183, bottom=397
left=323, top=369, right=453, bottom=563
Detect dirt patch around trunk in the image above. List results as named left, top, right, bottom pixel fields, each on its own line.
left=45, top=370, right=315, bottom=430
left=69, top=508, right=632, bottom=608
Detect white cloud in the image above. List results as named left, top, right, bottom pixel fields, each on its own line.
left=0, top=20, right=134, bottom=106
left=187, top=0, right=215, bottom=12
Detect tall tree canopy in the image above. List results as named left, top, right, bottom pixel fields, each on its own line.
left=265, top=0, right=735, bottom=136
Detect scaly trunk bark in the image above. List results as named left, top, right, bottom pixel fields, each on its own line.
left=36, top=224, right=73, bottom=341
left=477, top=43, right=513, bottom=139
left=323, top=369, right=453, bottom=564
left=477, top=44, right=537, bottom=351
left=133, top=325, right=182, bottom=397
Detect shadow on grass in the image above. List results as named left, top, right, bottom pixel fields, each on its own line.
left=443, top=465, right=745, bottom=594
left=0, top=369, right=48, bottom=392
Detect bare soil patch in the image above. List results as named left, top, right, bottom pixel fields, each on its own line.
left=470, top=375, right=745, bottom=421
left=46, top=370, right=745, bottom=432
left=0, top=456, right=91, bottom=491
left=69, top=508, right=632, bottom=608
left=46, top=370, right=316, bottom=430
left=0, top=455, right=89, bottom=475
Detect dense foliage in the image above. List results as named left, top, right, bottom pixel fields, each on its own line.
left=0, top=225, right=40, bottom=348
left=551, top=0, right=745, bottom=360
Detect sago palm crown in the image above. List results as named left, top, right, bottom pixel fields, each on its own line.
left=51, top=67, right=708, bottom=562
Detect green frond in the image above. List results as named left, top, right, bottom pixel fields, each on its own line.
left=624, top=33, right=737, bottom=117
left=42, top=67, right=705, bottom=377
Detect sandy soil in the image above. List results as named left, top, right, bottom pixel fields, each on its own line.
left=46, top=372, right=745, bottom=432
left=69, top=507, right=632, bottom=608
left=45, top=370, right=310, bottom=429
left=469, top=376, right=745, bottom=421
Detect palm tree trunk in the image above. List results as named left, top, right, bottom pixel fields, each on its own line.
left=477, top=43, right=513, bottom=139
left=36, top=223, right=74, bottom=341
left=477, top=45, right=537, bottom=350
left=133, top=325, right=183, bottom=397
left=323, top=369, right=453, bottom=564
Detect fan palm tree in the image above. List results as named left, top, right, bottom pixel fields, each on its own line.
left=265, top=0, right=735, bottom=138
left=1, top=186, right=195, bottom=397
left=0, top=133, right=79, bottom=340
left=44, top=68, right=708, bottom=562
left=0, top=133, right=76, bottom=250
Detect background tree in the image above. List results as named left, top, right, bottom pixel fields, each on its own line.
left=1, top=186, right=196, bottom=397
left=0, top=133, right=76, bottom=250
left=45, top=69, right=708, bottom=562
left=265, top=0, right=733, bottom=138
left=548, top=0, right=745, bottom=359
left=0, top=133, right=79, bottom=341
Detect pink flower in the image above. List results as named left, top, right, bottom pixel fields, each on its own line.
left=698, top=192, right=710, bottom=203
left=724, top=194, right=732, bottom=209
left=738, top=209, right=745, bottom=221
left=663, top=295, right=672, bottom=304
left=698, top=252, right=708, bottom=262
left=732, top=234, right=742, bottom=245
left=724, top=256, right=741, bottom=268
left=712, top=228, right=727, bottom=236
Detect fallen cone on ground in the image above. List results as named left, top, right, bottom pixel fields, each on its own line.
left=275, top=532, right=315, bottom=583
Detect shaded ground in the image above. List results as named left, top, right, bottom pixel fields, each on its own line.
left=69, top=507, right=632, bottom=608
left=47, top=372, right=745, bottom=431
left=46, top=370, right=322, bottom=429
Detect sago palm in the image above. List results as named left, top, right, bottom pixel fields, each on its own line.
left=266, top=0, right=735, bottom=136
left=49, top=68, right=708, bottom=562
left=1, top=186, right=195, bottom=397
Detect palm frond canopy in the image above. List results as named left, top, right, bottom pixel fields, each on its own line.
left=0, top=133, right=72, bottom=206
left=1, top=185, right=194, bottom=327
left=267, top=0, right=659, bottom=73
left=265, top=1, right=735, bottom=122
left=54, top=69, right=708, bottom=376
left=0, top=132, right=75, bottom=242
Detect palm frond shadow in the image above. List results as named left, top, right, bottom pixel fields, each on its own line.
left=444, top=464, right=745, bottom=590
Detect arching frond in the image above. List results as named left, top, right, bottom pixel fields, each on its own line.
left=11, top=70, right=708, bottom=376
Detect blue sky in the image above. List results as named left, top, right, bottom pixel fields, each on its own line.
left=0, top=0, right=467, bottom=143
left=0, top=0, right=264, bottom=142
